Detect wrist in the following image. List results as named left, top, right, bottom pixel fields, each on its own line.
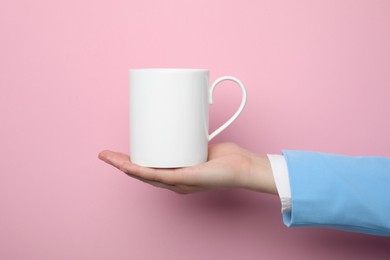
left=246, top=154, right=278, bottom=195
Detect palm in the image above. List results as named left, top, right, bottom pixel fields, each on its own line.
left=99, top=143, right=274, bottom=194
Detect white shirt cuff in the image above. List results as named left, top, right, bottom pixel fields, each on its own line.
left=267, top=154, right=292, bottom=213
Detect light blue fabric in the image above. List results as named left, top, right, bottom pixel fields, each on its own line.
left=282, top=150, right=390, bottom=236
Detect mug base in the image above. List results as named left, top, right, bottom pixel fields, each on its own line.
left=132, top=159, right=206, bottom=169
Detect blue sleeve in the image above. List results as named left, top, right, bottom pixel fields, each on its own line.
left=282, top=150, right=390, bottom=236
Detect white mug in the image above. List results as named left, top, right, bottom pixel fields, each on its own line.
left=129, top=68, right=247, bottom=168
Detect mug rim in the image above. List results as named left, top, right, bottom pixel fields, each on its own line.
left=129, top=68, right=208, bottom=72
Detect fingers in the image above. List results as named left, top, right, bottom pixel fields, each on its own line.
left=98, top=150, right=202, bottom=186
left=98, top=150, right=130, bottom=167
left=99, top=151, right=206, bottom=194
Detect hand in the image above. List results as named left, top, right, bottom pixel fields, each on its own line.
left=98, top=142, right=277, bottom=195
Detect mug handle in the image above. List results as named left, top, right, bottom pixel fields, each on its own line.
left=208, top=76, right=247, bottom=141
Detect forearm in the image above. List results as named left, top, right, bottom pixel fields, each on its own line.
left=281, top=150, right=390, bottom=236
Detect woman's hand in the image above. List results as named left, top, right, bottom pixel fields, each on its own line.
left=98, top=142, right=277, bottom=195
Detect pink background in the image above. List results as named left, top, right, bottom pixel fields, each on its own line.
left=1, top=0, right=390, bottom=259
